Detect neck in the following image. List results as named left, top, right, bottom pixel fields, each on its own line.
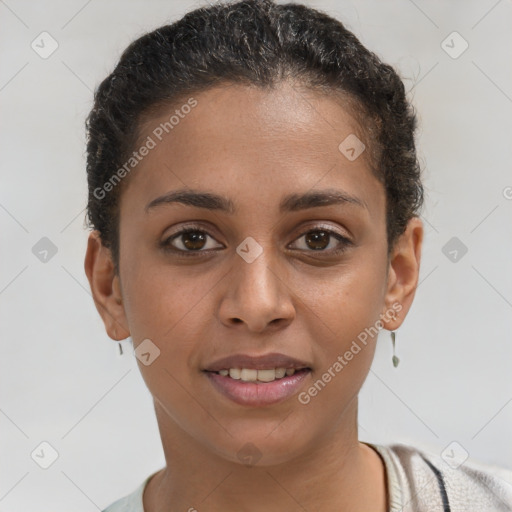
left=144, top=396, right=387, bottom=512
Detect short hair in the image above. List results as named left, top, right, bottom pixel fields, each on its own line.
left=85, top=0, right=423, bottom=274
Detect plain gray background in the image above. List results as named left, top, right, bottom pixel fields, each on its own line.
left=1, top=0, right=511, bottom=509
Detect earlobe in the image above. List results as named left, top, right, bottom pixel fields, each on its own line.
left=380, top=217, right=423, bottom=331
left=84, top=231, right=130, bottom=341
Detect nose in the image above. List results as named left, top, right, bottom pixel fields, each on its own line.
left=217, top=248, right=296, bottom=333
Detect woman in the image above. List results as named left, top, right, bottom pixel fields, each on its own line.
left=83, top=0, right=512, bottom=510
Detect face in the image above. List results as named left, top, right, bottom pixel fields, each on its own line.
left=86, top=81, right=422, bottom=466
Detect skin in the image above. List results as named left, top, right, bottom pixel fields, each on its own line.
left=85, top=81, right=423, bottom=511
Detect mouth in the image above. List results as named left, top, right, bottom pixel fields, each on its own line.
left=203, top=366, right=311, bottom=383
left=202, top=367, right=312, bottom=407
left=203, top=352, right=312, bottom=374
left=202, top=352, right=313, bottom=406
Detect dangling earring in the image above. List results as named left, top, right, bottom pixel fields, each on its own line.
left=115, top=297, right=124, bottom=355
left=113, top=325, right=123, bottom=355
left=391, top=331, right=399, bottom=368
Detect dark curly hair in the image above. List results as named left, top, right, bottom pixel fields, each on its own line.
left=85, top=0, right=423, bottom=275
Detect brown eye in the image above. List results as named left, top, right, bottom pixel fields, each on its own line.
left=290, top=227, right=352, bottom=255
left=305, top=230, right=330, bottom=250
left=181, top=231, right=207, bottom=250
left=162, top=227, right=224, bottom=255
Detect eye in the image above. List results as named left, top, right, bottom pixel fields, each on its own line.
left=161, top=226, right=224, bottom=255
left=289, top=226, right=352, bottom=255
left=161, top=224, right=352, bottom=257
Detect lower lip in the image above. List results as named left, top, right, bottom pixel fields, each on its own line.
left=204, top=369, right=311, bottom=407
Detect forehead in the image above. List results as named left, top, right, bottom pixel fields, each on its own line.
left=120, top=82, right=384, bottom=219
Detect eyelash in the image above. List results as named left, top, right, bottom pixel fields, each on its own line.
left=160, top=224, right=353, bottom=257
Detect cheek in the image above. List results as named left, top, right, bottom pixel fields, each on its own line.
left=294, top=250, right=388, bottom=380
left=292, top=265, right=386, bottom=422
left=297, top=254, right=388, bottom=337
left=121, top=260, right=222, bottom=394
left=123, top=265, right=214, bottom=420
left=121, top=256, right=210, bottom=339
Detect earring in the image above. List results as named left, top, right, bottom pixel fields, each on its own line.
left=391, top=331, right=399, bottom=368
left=113, top=326, right=123, bottom=355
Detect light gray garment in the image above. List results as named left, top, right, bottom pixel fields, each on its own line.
left=102, top=443, right=512, bottom=511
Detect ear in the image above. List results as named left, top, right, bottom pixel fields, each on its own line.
left=380, top=217, right=423, bottom=331
left=84, top=230, right=130, bottom=341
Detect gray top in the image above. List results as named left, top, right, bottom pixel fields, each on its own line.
left=102, top=442, right=512, bottom=511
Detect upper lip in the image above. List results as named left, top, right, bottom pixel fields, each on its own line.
left=203, top=352, right=312, bottom=372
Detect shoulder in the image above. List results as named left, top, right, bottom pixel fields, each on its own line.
left=101, top=473, right=153, bottom=512
left=370, top=442, right=512, bottom=512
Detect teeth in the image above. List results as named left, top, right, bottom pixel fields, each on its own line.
left=240, top=368, right=258, bottom=381
left=216, top=367, right=300, bottom=382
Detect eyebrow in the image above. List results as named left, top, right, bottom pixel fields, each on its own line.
left=145, top=188, right=367, bottom=214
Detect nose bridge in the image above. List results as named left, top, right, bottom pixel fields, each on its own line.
left=234, top=238, right=282, bottom=301
left=218, top=237, right=295, bottom=330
